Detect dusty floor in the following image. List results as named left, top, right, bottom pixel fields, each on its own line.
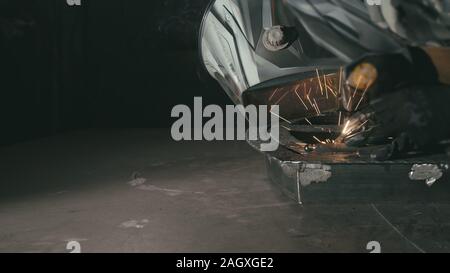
left=1, top=129, right=450, bottom=253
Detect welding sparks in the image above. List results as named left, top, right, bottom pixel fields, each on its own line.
left=346, top=96, right=353, bottom=110
left=270, top=110, right=292, bottom=124
left=327, top=85, right=337, bottom=97
left=313, top=98, right=321, bottom=115
left=353, top=119, right=369, bottom=132
left=342, top=120, right=351, bottom=136
left=306, top=88, right=314, bottom=109
left=268, top=88, right=280, bottom=102
left=340, top=118, right=370, bottom=142
left=274, top=89, right=289, bottom=105
left=266, top=69, right=356, bottom=146
left=304, top=118, right=313, bottom=125
left=343, top=131, right=361, bottom=140
left=352, top=75, right=362, bottom=98
left=327, top=76, right=334, bottom=87
left=355, top=84, right=370, bottom=111
left=281, top=125, right=292, bottom=132
left=326, top=74, right=337, bottom=97
left=294, top=87, right=309, bottom=110
left=316, top=69, right=324, bottom=95
left=312, top=104, right=320, bottom=115
left=313, top=136, right=326, bottom=144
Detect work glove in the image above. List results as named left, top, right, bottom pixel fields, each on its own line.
left=343, top=47, right=439, bottom=111
left=340, top=84, right=450, bottom=160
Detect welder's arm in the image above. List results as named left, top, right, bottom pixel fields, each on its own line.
left=341, top=84, right=450, bottom=160
left=345, top=46, right=441, bottom=103
left=343, top=47, right=450, bottom=160
left=423, top=46, right=450, bottom=85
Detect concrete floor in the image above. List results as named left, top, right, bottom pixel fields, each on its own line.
left=1, top=129, right=450, bottom=253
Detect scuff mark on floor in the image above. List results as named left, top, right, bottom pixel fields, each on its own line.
left=233, top=202, right=294, bottom=210
left=128, top=178, right=147, bottom=187
left=63, top=238, right=88, bottom=243
left=119, top=219, right=149, bottom=229
left=136, top=184, right=204, bottom=196
left=32, top=241, right=55, bottom=246
left=128, top=175, right=204, bottom=196
left=49, top=191, right=69, bottom=196
left=150, top=162, right=169, bottom=167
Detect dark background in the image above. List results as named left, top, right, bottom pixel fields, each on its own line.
left=0, top=0, right=229, bottom=145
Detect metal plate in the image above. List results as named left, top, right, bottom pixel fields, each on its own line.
left=248, top=125, right=450, bottom=204
left=263, top=143, right=450, bottom=204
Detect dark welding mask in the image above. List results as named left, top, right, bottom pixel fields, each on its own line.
left=199, top=0, right=404, bottom=123
left=368, top=0, right=450, bottom=46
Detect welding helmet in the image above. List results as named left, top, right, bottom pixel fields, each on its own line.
left=367, top=0, right=450, bottom=45
left=199, top=0, right=404, bottom=122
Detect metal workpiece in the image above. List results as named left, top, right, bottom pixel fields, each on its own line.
left=257, top=126, right=450, bottom=204
left=264, top=148, right=450, bottom=204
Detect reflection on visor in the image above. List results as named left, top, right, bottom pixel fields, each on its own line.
left=243, top=69, right=343, bottom=122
